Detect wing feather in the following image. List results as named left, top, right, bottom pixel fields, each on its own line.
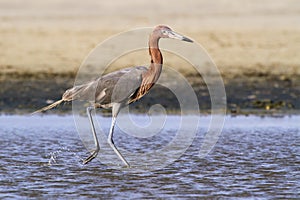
left=62, top=66, right=147, bottom=106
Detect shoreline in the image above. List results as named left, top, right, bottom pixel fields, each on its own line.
left=1, top=72, right=299, bottom=115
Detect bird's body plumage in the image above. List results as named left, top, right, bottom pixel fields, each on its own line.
left=62, top=66, right=148, bottom=108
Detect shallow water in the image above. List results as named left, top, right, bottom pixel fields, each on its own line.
left=0, top=115, right=299, bottom=199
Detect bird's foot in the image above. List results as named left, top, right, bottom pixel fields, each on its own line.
left=82, top=149, right=99, bottom=165
left=125, top=164, right=131, bottom=168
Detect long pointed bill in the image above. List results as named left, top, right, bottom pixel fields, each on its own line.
left=168, top=31, right=193, bottom=43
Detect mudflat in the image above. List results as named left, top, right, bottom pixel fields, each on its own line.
left=0, top=0, right=299, bottom=114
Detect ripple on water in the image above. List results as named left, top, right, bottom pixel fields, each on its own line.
left=0, top=115, right=299, bottom=198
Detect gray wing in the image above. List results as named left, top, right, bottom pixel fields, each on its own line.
left=62, top=66, right=147, bottom=105
left=99, top=66, right=147, bottom=104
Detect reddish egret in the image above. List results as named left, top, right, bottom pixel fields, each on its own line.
left=33, top=25, right=193, bottom=167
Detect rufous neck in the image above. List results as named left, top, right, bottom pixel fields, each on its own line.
left=148, top=34, right=163, bottom=65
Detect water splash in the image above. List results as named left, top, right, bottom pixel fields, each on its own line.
left=46, top=146, right=83, bottom=166
left=48, top=151, right=59, bottom=165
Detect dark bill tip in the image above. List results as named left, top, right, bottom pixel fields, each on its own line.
left=182, top=37, right=193, bottom=43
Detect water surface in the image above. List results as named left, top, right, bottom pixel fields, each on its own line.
left=0, top=115, right=299, bottom=199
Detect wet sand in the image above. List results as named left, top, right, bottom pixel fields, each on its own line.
left=1, top=72, right=299, bottom=114
left=0, top=0, right=299, bottom=114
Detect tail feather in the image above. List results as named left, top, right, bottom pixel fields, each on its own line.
left=31, top=99, right=64, bottom=115
left=31, top=81, right=95, bottom=115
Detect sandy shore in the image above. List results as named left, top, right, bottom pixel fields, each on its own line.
left=0, top=0, right=299, bottom=114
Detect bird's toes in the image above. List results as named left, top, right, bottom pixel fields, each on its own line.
left=82, top=150, right=98, bottom=165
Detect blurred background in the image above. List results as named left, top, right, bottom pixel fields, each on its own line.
left=0, top=0, right=299, bottom=113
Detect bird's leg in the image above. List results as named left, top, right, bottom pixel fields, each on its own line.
left=83, top=106, right=100, bottom=164
left=107, top=103, right=130, bottom=167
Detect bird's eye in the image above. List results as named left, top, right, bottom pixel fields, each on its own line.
left=162, top=30, right=168, bottom=35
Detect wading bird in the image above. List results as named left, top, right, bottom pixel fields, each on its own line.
left=33, top=25, right=193, bottom=167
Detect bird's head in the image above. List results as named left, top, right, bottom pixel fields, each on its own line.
left=154, top=25, right=193, bottom=43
